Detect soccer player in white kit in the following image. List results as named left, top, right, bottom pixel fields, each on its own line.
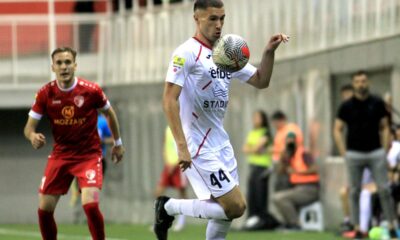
left=154, top=1, right=288, bottom=239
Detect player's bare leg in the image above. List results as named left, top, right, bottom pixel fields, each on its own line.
left=215, top=186, right=246, bottom=219
left=157, top=186, right=246, bottom=240
left=81, top=187, right=105, bottom=240
left=38, top=194, right=60, bottom=240
left=204, top=186, right=246, bottom=240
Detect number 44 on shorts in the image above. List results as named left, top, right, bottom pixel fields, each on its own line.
left=210, top=169, right=230, bottom=189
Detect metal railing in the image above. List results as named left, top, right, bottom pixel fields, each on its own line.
left=0, top=0, right=399, bottom=86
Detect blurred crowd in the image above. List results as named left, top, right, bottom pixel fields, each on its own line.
left=239, top=70, right=400, bottom=240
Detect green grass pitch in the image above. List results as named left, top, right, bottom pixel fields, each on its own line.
left=0, top=224, right=347, bottom=240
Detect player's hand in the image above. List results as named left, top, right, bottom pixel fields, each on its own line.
left=111, top=145, right=125, bottom=164
left=266, top=33, right=289, bottom=52
left=30, top=133, right=46, bottom=149
left=178, top=147, right=192, bottom=171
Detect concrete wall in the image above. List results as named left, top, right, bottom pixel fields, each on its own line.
left=1, top=35, right=399, bottom=229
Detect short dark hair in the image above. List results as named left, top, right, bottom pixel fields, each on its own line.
left=194, top=0, right=224, bottom=12
left=272, top=110, right=286, bottom=121
left=340, top=84, right=353, bottom=92
left=51, top=47, right=77, bottom=61
left=352, top=70, right=368, bottom=79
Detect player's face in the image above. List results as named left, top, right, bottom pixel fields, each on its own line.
left=352, top=74, right=369, bottom=96
left=195, top=7, right=225, bottom=44
left=52, top=51, right=77, bottom=84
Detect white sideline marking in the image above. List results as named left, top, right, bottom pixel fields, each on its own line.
left=0, top=228, right=128, bottom=240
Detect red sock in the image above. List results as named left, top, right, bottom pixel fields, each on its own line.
left=38, top=209, right=57, bottom=240
left=83, top=202, right=105, bottom=240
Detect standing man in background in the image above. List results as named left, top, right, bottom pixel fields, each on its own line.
left=333, top=70, right=397, bottom=239
left=24, top=47, right=125, bottom=240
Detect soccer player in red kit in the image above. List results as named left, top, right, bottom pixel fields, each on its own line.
left=23, top=47, right=125, bottom=240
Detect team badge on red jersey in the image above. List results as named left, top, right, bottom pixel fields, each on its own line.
left=86, top=169, right=96, bottom=183
left=74, top=95, right=85, bottom=108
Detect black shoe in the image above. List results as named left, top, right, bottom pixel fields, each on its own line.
left=353, top=230, right=366, bottom=240
left=154, top=196, right=175, bottom=240
left=340, top=221, right=354, bottom=232
left=389, top=229, right=398, bottom=239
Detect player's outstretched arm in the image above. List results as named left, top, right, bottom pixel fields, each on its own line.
left=102, top=106, right=125, bottom=164
left=163, top=82, right=192, bottom=171
left=24, top=116, right=46, bottom=149
left=247, top=33, right=289, bottom=89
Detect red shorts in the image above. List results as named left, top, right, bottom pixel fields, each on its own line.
left=39, top=154, right=103, bottom=195
left=158, top=165, right=187, bottom=189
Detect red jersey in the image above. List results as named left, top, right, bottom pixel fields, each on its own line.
left=29, top=77, right=110, bottom=160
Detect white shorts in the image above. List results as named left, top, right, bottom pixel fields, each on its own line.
left=185, top=145, right=239, bottom=200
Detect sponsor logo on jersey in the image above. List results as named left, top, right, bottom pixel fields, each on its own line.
left=173, top=56, right=185, bottom=67
left=74, top=95, right=84, bottom=108
left=54, top=105, right=86, bottom=125
left=203, top=100, right=229, bottom=110
left=52, top=100, right=61, bottom=105
left=209, top=67, right=231, bottom=80
left=61, top=106, right=74, bottom=119
left=85, top=169, right=96, bottom=184
left=206, top=54, right=211, bottom=59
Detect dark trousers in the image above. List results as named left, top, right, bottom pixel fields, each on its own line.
left=346, top=149, right=395, bottom=225
left=247, top=165, right=269, bottom=218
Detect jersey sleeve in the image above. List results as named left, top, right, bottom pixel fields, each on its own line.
left=377, top=98, right=390, bottom=120
left=165, top=47, right=195, bottom=87
left=93, top=85, right=110, bottom=110
left=29, top=88, right=47, bottom=120
left=231, top=63, right=257, bottom=83
left=337, top=103, right=348, bottom=122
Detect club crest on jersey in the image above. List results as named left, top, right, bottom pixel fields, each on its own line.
left=212, top=81, right=228, bottom=98
left=61, top=106, right=74, bottom=119
left=74, top=95, right=84, bottom=108
left=86, top=169, right=96, bottom=183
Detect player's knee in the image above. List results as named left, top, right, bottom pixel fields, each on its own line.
left=224, top=200, right=246, bottom=219
left=38, top=194, right=58, bottom=212
left=272, top=192, right=283, bottom=205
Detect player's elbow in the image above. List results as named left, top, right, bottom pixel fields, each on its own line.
left=256, top=78, right=270, bottom=89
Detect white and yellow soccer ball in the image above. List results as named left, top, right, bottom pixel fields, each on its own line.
left=212, top=34, right=250, bottom=73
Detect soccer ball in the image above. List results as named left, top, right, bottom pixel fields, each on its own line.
left=212, top=34, right=250, bottom=73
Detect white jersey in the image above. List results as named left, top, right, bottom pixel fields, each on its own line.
left=166, top=37, right=257, bottom=159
